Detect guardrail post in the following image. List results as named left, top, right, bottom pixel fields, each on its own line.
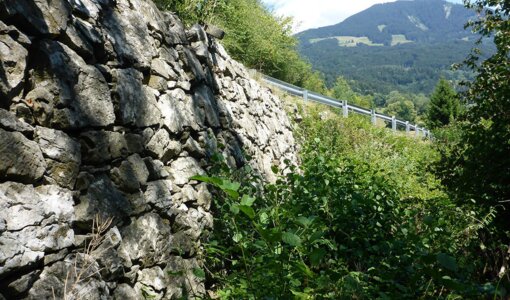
left=415, top=125, right=419, bottom=138
left=303, top=89, right=308, bottom=102
left=343, top=100, right=348, bottom=118
left=371, top=110, right=376, bottom=125
left=405, top=121, right=410, bottom=133
left=391, top=116, right=396, bottom=131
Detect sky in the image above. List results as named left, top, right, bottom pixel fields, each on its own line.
left=261, top=0, right=464, bottom=33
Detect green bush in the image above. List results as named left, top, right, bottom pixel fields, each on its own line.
left=196, top=106, right=500, bottom=299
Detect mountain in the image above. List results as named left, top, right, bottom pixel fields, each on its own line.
left=296, top=0, right=490, bottom=95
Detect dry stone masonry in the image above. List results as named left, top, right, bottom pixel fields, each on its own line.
left=0, top=0, right=297, bottom=298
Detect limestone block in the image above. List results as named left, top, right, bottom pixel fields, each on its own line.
left=27, top=255, right=108, bottom=300
left=144, top=179, right=173, bottom=211
left=178, top=45, right=206, bottom=82
left=151, top=58, right=177, bottom=80
left=80, top=131, right=142, bottom=164
left=36, top=126, right=81, bottom=188
left=62, top=19, right=94, bottom=58
left=111, top=154, right=150, bottom=192
left=146, top=129, right=182, bottom=162
left=167, top=157, right=204, bottom=186
left=192, top=85, right=220, bottom=128
left=113, top=284, right=138, bottom=299
left=91, top=227, right=128, bottom=280
left=75, top=175, right=132, bottom=223
left=30, top=41, right=115, bottom=129
left=103, top=1, right=156, bottom=69
left=0, top=183, right=75, bottom=277
left=0, top=0, right=71, bottom=36
left=118, top=213, right=172, bottom=266
left=112, top=68, right=162, bottom=127
left=0, top=108, right=34, bottom=135
left=143, top=158, right=170, bottom=181
left=0, top=129, right=46, bottom=182
left=163, top=12, right=187, bottom=45
left=164, top=257, right=205, bottom=298
left=0, top=21, right=30, bottom=102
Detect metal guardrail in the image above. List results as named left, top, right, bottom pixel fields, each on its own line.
left=262, top=75, right=431, bottom=138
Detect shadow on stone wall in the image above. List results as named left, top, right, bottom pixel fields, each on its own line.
left=0, top=0, right=296, bottom=298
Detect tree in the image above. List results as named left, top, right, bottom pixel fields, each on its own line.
left=330, top=76, right=372, bottom=107
left=426, top=78, right=460, bottom=129
left=436, top=0, right=510, bottom=229
left=381, top=91, right=418, bottom=122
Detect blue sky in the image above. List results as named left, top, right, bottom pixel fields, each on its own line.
left=261, top=0, right=464, bottom=32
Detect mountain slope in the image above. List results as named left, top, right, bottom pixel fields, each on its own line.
left=296, top=0, right=488, bottom=95
left=297, top=0, right=475, bottom=45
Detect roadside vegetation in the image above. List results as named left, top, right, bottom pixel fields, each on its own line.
left=156, top=0, right=509, bottom=298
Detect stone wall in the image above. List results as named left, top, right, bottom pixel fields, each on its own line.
left=0, top=0, right=297, bottom=298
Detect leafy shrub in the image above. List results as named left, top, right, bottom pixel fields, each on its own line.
left=196, top=104, right=500, bottom=299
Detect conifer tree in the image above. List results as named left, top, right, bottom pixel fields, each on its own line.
left=426, top=78, right=459, bottom=129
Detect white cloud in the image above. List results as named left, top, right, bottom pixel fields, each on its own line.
left=262, top=0, right=464, bottom=33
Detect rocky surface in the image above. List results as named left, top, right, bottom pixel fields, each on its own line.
left=0, top=0, right=297, bottom=298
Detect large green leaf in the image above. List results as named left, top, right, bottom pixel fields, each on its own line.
left=239, top=205, right=255, bottom=219
left=240, top=194, right=256, bottom=207
left=294, top=261, right=315, bottom=278
left=189, top=175, right=223, bottom=186
left=282, top=232, right=302, bottom=247
left=296, top=216, right=314, bottom=227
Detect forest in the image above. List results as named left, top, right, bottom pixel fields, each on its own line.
left=156, top=0, right=510, bottom=298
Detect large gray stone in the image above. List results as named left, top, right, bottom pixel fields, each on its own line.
left=167, top=157, right=204, bottom=186
left=144, top=179, right=173, bottom=212
left=75, top=175, right=132, bottom=223
left=62, top=19, right=95, bottom=58
left=164, top=256, right=205, bottom=298
left=0, top=183, right=74, bottom=277
left=0, top=129, right=46, bottom=182
left=146, top=129, right=182, bottom=163
left=111, top=154, right=150, bottom=192
left=178, top=45, right=206, bottom=82
left=80, top=130, right=143, bottom=164
left=0, top=108, right=34, bottom=134
left=29, top=41, right=115, bottom=129
left=193, top=85, right=220, bottom=128
left=0, top=21, right=30, bottom=103
left=6, top=270, right=40, bottom=296
left=91, top=227, right=128, bottom=280
left=103, top=0, right=156, bottom=69
left=143, top=158, right=170, bottom=181
left=118, top=213, right=172, bottom=267
left=151, top=58, right=177, bottom=80
left=163, top=12, right=187, bottom=45
left=36, top=126, right=81, bottom=188
left=27, top=254, right=108, bottom=300
left=113, top=284, right=138, bottom=299
left=157, top=93, right=186, bottom=134
left=137, top=266, right=166, bottom=291
left=67, top=0, right=102, bottom=20
left=112, top=68, right=162, bottom=127
left=0, top=0, right=71, bottom=36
